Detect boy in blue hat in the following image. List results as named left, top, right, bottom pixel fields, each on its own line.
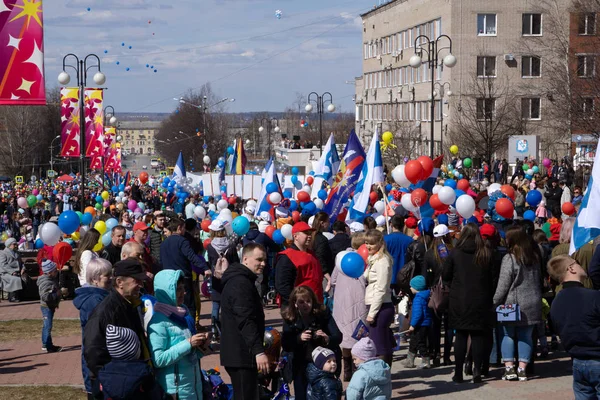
left=402, top=275, right=432, bottom=369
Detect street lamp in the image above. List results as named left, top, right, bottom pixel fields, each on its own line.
left=305, top=92, right=335, bottom=155
left=259, top=118, right=279, bottom=159
left=432, top=82, right=451, bottom=156
left=49, top=135, right=61, bottom=173
left=58, top=53, right=104, bottom=212
left=409, top=34, right=456, bottom=157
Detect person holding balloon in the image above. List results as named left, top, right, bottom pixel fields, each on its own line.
left=74, top=229, right=102, bottom=287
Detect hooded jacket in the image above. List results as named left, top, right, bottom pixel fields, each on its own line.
left=331, top=264, right=368, bottom=349
left=306, top=363, right=342, bottom=400
left=410, top=289, right=432, bottom=328
left=345, top=359, right=392, bottom=400
left=73, top=286, right=109, bottom=329
left=206, top=238, right=240, bottom=303
left=37, top=273, right=60, bottom=309
left=147, top=269, right=204, bottom=399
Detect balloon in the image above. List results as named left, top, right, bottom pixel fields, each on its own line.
left=382, top=131, right=393, bottom=144
left=217, top=199, right=228, bottom=210
left=32, top=189, right=39, bottom=196
left=369, top=191, right=378, bottom=203
left=103, top=201, right=109, bottom=208
left=101, top=191, right=110, bottom=201
left=94, top=220, right=107, bottom=235
left=17, top=197, right=27, bottom=209
left=453, top=170, right=460, bottom=178
left=562, top=202, right=576, bottom=216
left=438, top=186, right=457, bottom=205
left=487, top=183, right=502, bottom=195
left=268, top=192, right=282, bottom=205
left=81, top=212, right=93, bottom=226
left=95, top=195, right=103, bottom=204
left=105, top=218, right=118, bottom=231
left=500, top=185, right=515, bottom=200
left=444, top=179, right=457, bottom=189
left=455, top=195, right=476, bottom=218
left=341, top=252, right=365, bottom=278
left=273, top=229, right=285, bottom=244
left=266, top=182, right=278, bottom=194
left=281, top=224, right=293, bottom=240
left=203, top=238, right=211, bottom=249
left=291, top=167, right=299, bottom=175
left=432, top=185, right=443, bottom=195
left=457, top=179, right=470, bottom=192
left=374, top=201, right=385, bottom=214
left=411, top=188, right=428, bottom=207
left=265, top=225, right=276, bottom=239
left=314, top=199, right=324, bottom=209
left=194, top=206, right=206, bottom=219
left=496, top=198, right=515, bottom=219
left=524, top=210, right=536, bottom=222
left=318, top=190, right=328, bottom=201
left=291, top=175, right=299, bottom=185
left=283, top=190, right=293, bottom=199
left=228, top=196, right=237, bottom=205
left=201, top=219, right=211, bottom=232
left=127, top=200, right=137, bottom=212
left=463, top=158, right=472, bottom=168
left=292, top=211, right=301, bottom=222
left=532, top=166, right=539, bottom=174
left=522, top=164, right=530, bottom=172
left=297, top=191, right=310, bottom=203
left=35, top=238, right=44, bottom=249
left=404, top=160, right=424, bottom=184
left=139, top=172, right=149, bottom=184
left=58, top=210, right=80, bottom=235
left=232, top=216, right=250, bottom=236
left=101, top=232, right=112, bottom=246
left=93, top=242, right=103, bottom=252
left=95, top=203, right=103, bottom=210
left=357, top=244, right=369, bottom=263
left=306, top=176, right=314, bottom=185
left=417, top=156, right=434, bottom=180
left=27, top=195, right=37, bottom=207
left=303, top=202, right=317, bottom=215
left=429, top=194, right=445, bottom=211
left=53, top=242, right=73, bottom=269
left=36, top=194, right=43, bottom=201
left=543, top=158, right=552, bottom=168
left=289, top=200, right=298, bottom=211
left=450, top=145, right=459, bottom=154
left=401, top=193, right=416, bottom=211
left=526, top=190, right=542, bottom=207
left=391, top=165, right=411, bottom=187
left=227, top=146, right=235, bottom=155
left=41, top=223, right=62, bottom=246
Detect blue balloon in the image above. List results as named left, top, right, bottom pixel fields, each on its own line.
left=447, top=164, right=454, bottom=171
left=111, top=185, right=118, bottom=193
left=524, top=210, right=536, bottom=222
left=106, top=218, right=119, bottom=230
left=525, top=174, right=533, bottom=180
left=459, top=174, right=464, bottom=179
left=35, top=238, right=44, bottom=249
left=220, top=185, right=227, bottom=193
left=36, top=194, right=43, bottom=201
left=218, top=160, right=225, bottom=168
left=303, top=202, right=316, bottom=214
left=273, top=229, right=285, bottom=244
left=203, top=196, right=209, bottom=203
left=81, top=212, right=93, bottom=226
left=178, top=198, right=185, bottom=204
left=168, top=186, right=175, bottom=193
left=318, top=190, right=328, bottom=201
left=118, top=184, right=125, bottom=191
left=227, top=146, right=235, bottom=155
left=53, top=190, right=58, bottom=195
left=385, top=184, right=392, bottom=192
left=445, top=179, right=457, bottom=189
left=232, top=216, right=250, bottom=236
left=214, top=195, right=222, bottom=201
left=169, top=180, right=176, bottom=187
left=455, top=189, right=466, bottom=198
left=95, top=195, right=103, bottom=204
left=526, top=190, right=542, bottom=207
left=291, top=167, right=299, bottom=175
left=283, top=190, right=292, bottom=199
left=289, top=200, right=298, bottom=211
left=266, top=182, right=278, bottom=194
left=532, top=166, right=540, bottom=174
left=164, top=177, right=170, bottom=184
left=101, top=232, right=112, bottom=246
left=58, top=210, right=81, bottom=235
left=341, top=252, right=365, bottom=278
left=162, top=182, right=168, bottom=188
left=309, top=171, right=315, bottom=176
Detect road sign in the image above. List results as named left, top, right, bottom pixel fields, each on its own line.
left=15, top=176, right=23, bottom=184
left=47, top=170, right=56, bottom=178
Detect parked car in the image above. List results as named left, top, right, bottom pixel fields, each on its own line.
left=142, top=165, right=148, bottom=170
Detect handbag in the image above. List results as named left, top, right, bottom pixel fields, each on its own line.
left=428, top=276, right=450, bottom=317
left=496, top=256, right=521, bottom=322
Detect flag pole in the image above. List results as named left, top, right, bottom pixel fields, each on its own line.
left=378, top=183, right=391, bottom=234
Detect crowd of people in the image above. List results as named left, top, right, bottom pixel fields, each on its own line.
left=0, top=157, right=599, bottom=400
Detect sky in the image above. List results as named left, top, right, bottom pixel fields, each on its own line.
left=43, top=0, right=372, bottom=114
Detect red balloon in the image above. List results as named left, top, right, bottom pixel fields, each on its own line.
left=404, top=160, right=424, bottom=184
left=357, top=244, right=369, bottom=263
left=417, top=156, right=434, bottom=180
left=292, top=211, right=301, bottom=222
left=457, top=179, right=470, bottom=192
left=500, top=185, right=515, bottom=200
left=201, top=219, right=211, bottom=233
left=228, top=196, right=237, bottom=205
left=562, top=202, right=576, bottom=216
left=139, top=171, right=149, bottom=184
left=369, top=191, right=378, bottom=203
left=297, top=191, right=310, bottom=203
left=265, top=225, right=276, bottom=239
left=337, top=209, right=348, bottom=221
left=306, top=176, right=314, bottom=185
left=52, top=242, right=72, bottom=270
left=203, top=238, right=211, bottom=249
left=429, top=193, right=444, bottom=210
left=411, top=188, right=428, bottom=207
left=496, top=198, right=515, bottom=219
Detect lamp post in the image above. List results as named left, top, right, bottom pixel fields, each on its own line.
left=305, top=93, right=335, bottom=155
left=102, top=105, right=117, bottom=189
left=432, top=82, right=452, bottom=155
left=259, top=118, right=279, bottom=159
left=174, top=97, right=235, bottom=134
left=409, top=35, right=456, bottom=157
left=58, top=54, right=105, bottom=212
left=49, top=135, right=61, bottom=174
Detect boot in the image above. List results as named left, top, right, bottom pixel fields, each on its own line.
left=342, top=356, right=353, bottom=382
left=383, top=354, right=393, bottom=368
left=401, top=351, right=416, bottom=368
left=210, top=316, right=221, bottom=343
left=419, top=356, right=431, bottom=369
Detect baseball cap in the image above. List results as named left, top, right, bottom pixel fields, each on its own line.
left=480, top=223, right=497, bottom=240
left=208, top=219, right=225, bottom=232
left=433, top=224, right=453, bottom=238
left=113, top=258, right=149, bottom=281
left=133, top=221, right=149, bottom=232
left=292, top=221, right=314, bottom=235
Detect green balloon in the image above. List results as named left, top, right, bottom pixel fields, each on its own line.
left=463, top=158, right=472, bottom=168
left=522, top=164, right=530, bottom=172
left=542, top=222, right=551, bottom=238
left=27, top=195, right=37, bottom=207
left=76, top=211, right=83, bottom=222
left=95, top=203, right=103, bottom=210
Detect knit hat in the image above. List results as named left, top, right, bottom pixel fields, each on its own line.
left=351, top=337, right=378, bottom=362
left=41, top=259, right=57, bottom=274
left=410, top=275, right=427, bottom=291
left=4, top=237, right=16, bottom=248
left=105, top=324, right=141, bottom=361
left=311, top=346, right=335, bottom=370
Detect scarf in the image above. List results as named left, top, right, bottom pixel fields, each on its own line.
left=153, top=302, right=196, bottom=335
left=211, top=237, right=230, bottom=254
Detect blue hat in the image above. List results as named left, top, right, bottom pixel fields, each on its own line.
left=418, top=218, right=435, bottom=236
left=410, top=275, right=427, bottom=291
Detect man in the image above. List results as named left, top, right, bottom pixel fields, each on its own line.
left=148, top=211, right=167, bottom=264
left=83, top=258, right=151, bottom=394
left=101, top=225, right=126, bottom=265
left=120, top=241, right=144, bottom=261
left=493, top=158, right=500, bottom=183
left=560, top=180, right=572, bottom=214
left=183, top=218, right=204, bottom=256
left=243, top=222, right=280, bottom=298
left=0, top=238, right=24, bottom=302
left=545, top=179, right=563, bottom=217
left=510, top=158, right=523, bottom=184
left=220, top=243, right=270, bottom=400
left=328, top=221, right=351, bottom=261
left=384, top=216, right=414, bottom=288
left=275, top=221, right=323, bottom=307
left=549, top=255, right=600, bottom=399
left=129, top=221, right=157, bottom=274
left=185, top=198, right=196, bottom=219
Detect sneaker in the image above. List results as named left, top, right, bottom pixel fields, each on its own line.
left=517, top=368, right=528, bottom=381
left=41, top=347, right=47, bottom=352
left=502, top=366, right=518, bottom=381
left=45, top=346, right=63, bottom=353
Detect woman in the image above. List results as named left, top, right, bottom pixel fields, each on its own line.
left=73, top=228, right=101, bottom=286
left=73, top=258, right=112, bottom=398
left=311, top=211, right=334, bottom=284
left=550, top=217, right=594, bottom=290
left=205, top=219, right=239, bottom=341
left=120, top=212, right=133, bottom=239
left=572, top=186, right=583, bottom=206
left=443, top=223, right=494, bottom=383
left=147, top=269, right=209, bottom=399
left=363, top=229, right=395, bottom=367
left=282, top=286, right=342, bottom=400
left=493, top=226, right=542, bottom=382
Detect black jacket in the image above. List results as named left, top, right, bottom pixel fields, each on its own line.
left=328, top=233, right=351, bottom=262
left=407, top=240, right=426, bottom=279
left=551, top=281, right=600, bottom=360
left=206, top=241, right=240, bottom=302
left=306, top=363, right=342, bottom=400
left=544, top=186, right=563, bottom=210
left=148, top=228, right=164, bottom=264
left=83, top=289, right=147, bottom=378
left=102, top=243, right=122, bottom=265
left=442, top=244, right=495, bottom=331
left=159, top=234, right=208, bottom=278
left=313, top=232, right=335, bottom=276
left=220, top=263, right=265, bottom=368
left=183, top=231, right=204, bottom=256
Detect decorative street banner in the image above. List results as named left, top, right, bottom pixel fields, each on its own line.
left=92, top=126, right=115, bottom=170
left=115, top=143, right=122, bottom=173
left=84, top=88, right=104, bottom=158
left=0, top=0, right=46, bottom=105
left=60, top=87, right=81, bottom=158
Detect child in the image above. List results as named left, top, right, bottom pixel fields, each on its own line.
left=306, top=346, right=343, bottom=400
left=346, top=338, right=391, bottom=400
left=37, top=259, right=62, bottom=353
left=402, top=275, right=432, bottom=369
left=536, top=200, right=548, bottom=224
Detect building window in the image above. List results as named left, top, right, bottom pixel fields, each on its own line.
left=477, top=14, right=497, bottom=36
left=579, top=13, right=596, bottom=35
left=477, top=56, right=496, bottom=77
left=578, top=55, right=595, bottom=77
left=521, top=98, right=541, bottom=120
left=522, top=56, right=541, bottom=77
left=476, top=98, right=495, bottom=120
left=522, top=13, right=542, bottom=35
left=581, top=97, right=594, bottom=117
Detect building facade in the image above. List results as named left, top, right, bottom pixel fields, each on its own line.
left=118, top=120, right=161, bottom=156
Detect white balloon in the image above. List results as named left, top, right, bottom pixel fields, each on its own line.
left=401, top=193, right=416, bottom=211
left=119, top=191, right=125, bottom=198
left=115, top=196, right=122, bottom=203
left=374, top=200, right=385, bottom=214
left=208, top=204, right=216, bottom=212
left=269, top=192, right=282, bottom=204
left=247, top=200, right=257, bottom=208
left=432, top=185, right=443, bottom=195
left=455, top=194, right=476, bottom=219
left=392, top=165, right=411, bottom=187
left=217, top=199, right=228, bottom=210
left=194, top=206, right=206, bottom=219
left=220, top=209, right=232, bottom=216
left=314, top=199, right=324, bottom=209
left=438, top=186, right=457, bottom=205
left=219, top=210, right=233, bottom=223
left=41, top=223, right=62, bottom=246
left=281, top=224, right=293, bottom=240
left=335, top=250, right=351, bottom=270
left=375, top=215, right=386, bottom=226
left=488, top=183, right=501, bottom=195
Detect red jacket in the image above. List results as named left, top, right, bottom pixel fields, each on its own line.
left=275, top=246, right=324, bottom=305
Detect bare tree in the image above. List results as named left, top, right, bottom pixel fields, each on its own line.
left=381, top=119, right=423, bottom=166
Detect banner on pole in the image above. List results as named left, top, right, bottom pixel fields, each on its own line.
left=84, top=88, right=104, bottom=158
left=60, top=87, right=81, bottom=157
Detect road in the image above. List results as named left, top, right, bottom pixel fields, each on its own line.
left=122, top=153, right=154, bottom=177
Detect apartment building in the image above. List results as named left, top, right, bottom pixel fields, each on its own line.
left=355, top=0, right=572, bottom=160
left=118, top=120, right=161, bottom=155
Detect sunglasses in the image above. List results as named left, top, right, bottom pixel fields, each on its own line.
left=574, top=192, right=581, bottom=195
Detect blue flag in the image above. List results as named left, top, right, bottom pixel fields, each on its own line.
left=173, top=151, right=186, bottom=182
left=570, top=176, right=600, bottom=254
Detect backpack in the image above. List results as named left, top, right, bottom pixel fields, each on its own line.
left=214, top=249, right=229, bottom=279
left=427, top=276, right=450, bottom=317
left=395, top=259, right=416, bottom=294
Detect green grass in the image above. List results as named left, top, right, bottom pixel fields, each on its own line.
left=0, top=386, right=87, bottom=399
left=0, top=319, right=81, bottom=342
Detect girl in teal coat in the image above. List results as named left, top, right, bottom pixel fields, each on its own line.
left=147, top=269, right=209, bottom=399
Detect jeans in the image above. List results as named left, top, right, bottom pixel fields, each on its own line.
left=501, top=325, right=534, bottom=363
left=573, top=358, right=600, bottom=400
left=212, top=300, right=221, bottom=321
left=81, top=345, right=92, bottom=392
left=41, top=306, right=54, bottom=348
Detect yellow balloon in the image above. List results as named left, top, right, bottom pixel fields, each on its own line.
left=71, top=231, right=80, bottom=241
left=450, top=145, right=459, bottom=155
left=382, top=131, right=394, bottom=144
left=1, top=232, right=7, bottom=242
left=94, top=220, right=107, bottom=235
left=93, top=242, right=103, bottom=252
left=101, top=191, right=110, bottom=201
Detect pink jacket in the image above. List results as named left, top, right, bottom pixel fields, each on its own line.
left=536, top=205, right=548, bottom=218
